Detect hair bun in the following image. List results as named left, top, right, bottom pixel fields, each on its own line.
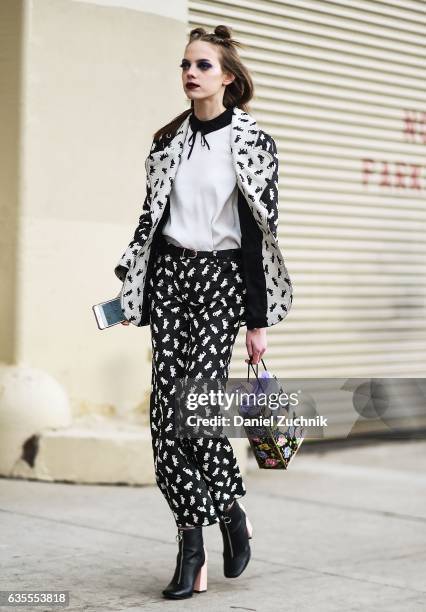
left=214, top=25, right=232, bottom=40
left=189, top=26, right=207, bottom=39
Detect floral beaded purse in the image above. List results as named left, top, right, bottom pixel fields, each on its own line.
left=239, top=358, right=305, bottom=469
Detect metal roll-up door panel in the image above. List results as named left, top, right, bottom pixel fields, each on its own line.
left=188, top=1, right=426, bottom=437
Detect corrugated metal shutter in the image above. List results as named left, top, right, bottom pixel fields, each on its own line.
left=188, top=1, right=426, bottom=437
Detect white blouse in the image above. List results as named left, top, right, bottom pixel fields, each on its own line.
left=161, top=110, right=241, bottom=250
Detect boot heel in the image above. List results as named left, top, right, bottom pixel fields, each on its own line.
left=193, top=546, right=208, bottom=593
left=238, top=503, right=253, bottom=539
left=245, top=515, right=253, bottom=539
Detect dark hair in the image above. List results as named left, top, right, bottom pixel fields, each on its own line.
left=152, top=25, right=254, bottom=142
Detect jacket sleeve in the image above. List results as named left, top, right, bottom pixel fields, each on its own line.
left=259, top=134, right=279, bottom=240
left=114, top=166, right=153, bottom=283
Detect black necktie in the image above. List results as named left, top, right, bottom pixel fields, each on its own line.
left=186, top=107, right=234, bottom=160
left=187, top=126, right=210, bottom=160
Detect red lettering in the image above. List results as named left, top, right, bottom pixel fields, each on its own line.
left=360, top=159, right=424, bottom=190
left=394, top=162, right=407, bottom=189
left=361, top=158, right=375, bottom=186
left=403, top=109, right=417, bottom=142
left=379, top=161, right=392, bottom=188
left=410, top=164, right=422, bottom=190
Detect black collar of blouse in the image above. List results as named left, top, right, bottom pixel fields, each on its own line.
left=187, top=106, right=234, bottom=160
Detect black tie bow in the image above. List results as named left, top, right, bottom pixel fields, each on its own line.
left=187, top=126, right=210, bottom=160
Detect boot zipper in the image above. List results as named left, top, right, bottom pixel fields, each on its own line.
left=177, top=532, right=183, bottom=583
left=223, top=518, right=234, bottom=558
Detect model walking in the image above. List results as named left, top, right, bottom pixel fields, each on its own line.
left=114, top=24, right=293, bottom=600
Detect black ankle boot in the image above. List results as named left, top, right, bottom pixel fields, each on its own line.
left=219, top=501, right=253, bottom=578
left=162, top=526, right=208, bottom=599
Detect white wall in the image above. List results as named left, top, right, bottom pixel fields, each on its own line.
left=15, top=0, right=189, bottom=416
left=70, top=0, right=187, bottom=21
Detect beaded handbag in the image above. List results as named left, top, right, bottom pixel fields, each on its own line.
left=239, top=358, right=304, bottom=469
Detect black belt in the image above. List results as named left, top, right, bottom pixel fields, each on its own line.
left=157, top=236, right=242, bottom=260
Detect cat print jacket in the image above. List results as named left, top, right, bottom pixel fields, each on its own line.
left=114, top=105, right=293, bottom=330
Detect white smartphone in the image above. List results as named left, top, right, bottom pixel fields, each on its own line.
left=92, top=294, right=126, bottom=330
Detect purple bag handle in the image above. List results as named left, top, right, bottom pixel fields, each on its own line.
left=246, top=357, right=268, bottom=393
left=247, top=357, right=287, bottom=402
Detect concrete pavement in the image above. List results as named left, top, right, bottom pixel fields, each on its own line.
left=1, top=439, right=425, bottom=611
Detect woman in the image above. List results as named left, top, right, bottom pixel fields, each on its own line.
left=115, top=25, right=293, bottom=600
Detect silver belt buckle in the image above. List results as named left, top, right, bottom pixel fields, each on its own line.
left=182, top=247, right=197, bottom=259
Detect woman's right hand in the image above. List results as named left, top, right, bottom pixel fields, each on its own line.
left=121, top=319, right=130, bottom=325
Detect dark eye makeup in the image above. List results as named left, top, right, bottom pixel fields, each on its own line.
left=179, top=60, right=212, bottom=70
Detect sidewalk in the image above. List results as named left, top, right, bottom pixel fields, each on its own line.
left=1, top=439, right=425, bottom=611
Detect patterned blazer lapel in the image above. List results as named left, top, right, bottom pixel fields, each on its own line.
left=145, top=106, right=276, bottom=237
left=146, top=115, right=190, bottom=229
left=230, top=107, right=276, bottom=236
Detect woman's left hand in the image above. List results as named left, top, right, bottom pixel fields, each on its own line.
left=245, top=328, right=267, bottom=365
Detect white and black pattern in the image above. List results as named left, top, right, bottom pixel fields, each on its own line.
left=114, top=106, right=293, bottom=330
left=148, top=250, right=247, bottom=527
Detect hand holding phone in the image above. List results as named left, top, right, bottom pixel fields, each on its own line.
left=92, top=292, right=129, bottom=330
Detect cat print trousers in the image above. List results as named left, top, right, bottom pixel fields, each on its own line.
left=147, top=242, right=248, bottom=528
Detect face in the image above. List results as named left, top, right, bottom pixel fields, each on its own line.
left=180, top=40, right=235, bottom=101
